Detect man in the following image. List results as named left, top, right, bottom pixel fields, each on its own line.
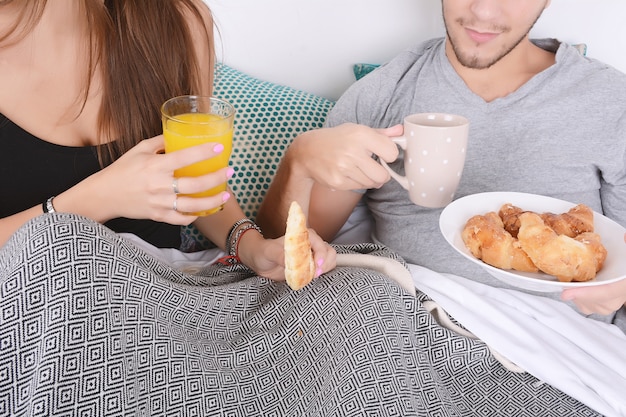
left=257, top=0, right=626, bottom=329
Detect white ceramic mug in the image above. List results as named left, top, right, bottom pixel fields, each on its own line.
left=381, top=113, right=469, bottom=208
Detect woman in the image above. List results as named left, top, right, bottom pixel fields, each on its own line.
left=0, top=0, right=333, bottom=279
left=0, top=1, right=427, bottom=416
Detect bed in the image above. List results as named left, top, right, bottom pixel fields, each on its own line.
left=200, top=59, right=626, bottom=416
left=2, top=1, right=626, bottom=415
left=202, top=1, right=626, bottom=413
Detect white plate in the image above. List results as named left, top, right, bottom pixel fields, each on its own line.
left=439, top=192, right=626, bottom=292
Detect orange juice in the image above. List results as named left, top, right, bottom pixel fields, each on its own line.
left=163, top=112, right=234, bottom=216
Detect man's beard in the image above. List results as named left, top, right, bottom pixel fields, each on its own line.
left=444, top=14, right=542, bottom=70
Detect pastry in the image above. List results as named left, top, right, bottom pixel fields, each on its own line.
left=461, top=211, right=538, bottom=272
left=463, top=202, right=607, bottom=282
left=539, top=203, right=594, bottom=237
left=499, top=203, right=594, bottom=238
left=498, top=203, right=526, bottom=238
left=516, top=212, right=607, bottom=282
left=284, top=201, right=316, bottom=290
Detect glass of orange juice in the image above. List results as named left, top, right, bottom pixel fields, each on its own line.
left=161, top=95, right=235, bottom=216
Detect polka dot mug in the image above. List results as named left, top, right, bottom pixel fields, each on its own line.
left=381, top=113, right=469, bottom=208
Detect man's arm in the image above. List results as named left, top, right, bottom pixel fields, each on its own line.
left=256, top=149, right=361, bottom=240
left=308, top=184, right=363, bottom=242
left=257, top=124, right=401, bottom=239
left=256, top=146, right=316, bottom=238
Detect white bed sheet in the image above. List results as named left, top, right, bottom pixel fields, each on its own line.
left=410, top=264, right=626, bottom=417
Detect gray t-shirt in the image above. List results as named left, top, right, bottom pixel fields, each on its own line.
left=325, top=38, right=626, bottom=329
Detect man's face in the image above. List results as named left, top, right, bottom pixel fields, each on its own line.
left=442, top=0, right=550, bottom=69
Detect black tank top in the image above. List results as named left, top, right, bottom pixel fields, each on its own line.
left=0, top=114, right=181, bottom=248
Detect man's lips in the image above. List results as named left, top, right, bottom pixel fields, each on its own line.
left=466, top=28, right=499, bottom=44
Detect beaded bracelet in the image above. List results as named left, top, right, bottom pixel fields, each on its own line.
left=225, top=218, right=263, bottom=259
left=225, top=218, right=254, bottom=254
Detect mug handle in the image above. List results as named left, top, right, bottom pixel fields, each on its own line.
left=380, top=136, right=410, bottom=191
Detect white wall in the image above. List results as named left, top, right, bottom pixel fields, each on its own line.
left=207, top=0, right=626, bottom=101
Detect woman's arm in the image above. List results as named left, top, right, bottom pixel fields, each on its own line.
left=0, top=207, right=46, bottom=247
left=0, top=136, right=228, bottom=247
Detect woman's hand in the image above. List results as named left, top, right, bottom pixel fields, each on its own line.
left=79, top=135, right=233, bottom=224
left=238, top=228, right=337, bottom=283
left=287, top=123, right=403, bottom=191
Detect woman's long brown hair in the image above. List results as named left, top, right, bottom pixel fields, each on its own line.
left=3, top=0, right=215, bottom=165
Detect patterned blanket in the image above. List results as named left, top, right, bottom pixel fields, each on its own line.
left=0, top=214, right=601, bottom=416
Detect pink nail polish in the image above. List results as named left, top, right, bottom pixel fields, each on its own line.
left=316, top=267, right=323, bottom=277
left=317, top=258, right=324, bottom=266
left=227, top=167, right=235, bottom=178
left=222, top=192, right=231, bottom=202
left=213, top=143, right=224, bottom=153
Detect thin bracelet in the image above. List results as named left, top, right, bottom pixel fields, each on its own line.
left=229, top=222, right=262, bottom=258
left=42, top=196, right=56, bottom=214
left=216, top=219, right=262, bottom=266
left=233, top=226, right=261, bottom=261
left=225, top=218, right=253, bottom=251
left=226, top=218, right=259, bottom=255
left=228, top=221, right=263, bottom=257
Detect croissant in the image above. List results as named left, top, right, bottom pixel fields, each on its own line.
left=461, top=211, right=538, bottom=272
left=499, top=203, right=594, bottom=238
left=539, top=204, right=594, bottom=237
left=517, top=212, right=607, bottom=282
left=284, top=201, right=316, bottom=291
left=498, top=203, right=526, bottom=238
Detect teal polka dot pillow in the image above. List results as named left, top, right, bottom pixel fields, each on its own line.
left=215, top=63, right=335, bottom=219
left=180, top=64, right=335, bottom=251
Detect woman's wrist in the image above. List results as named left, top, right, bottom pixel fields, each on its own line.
left=225, top=218, right=263, bottom=264
left=42, top=196, right=57, bottom=214
left=55, top=173, right=116, bottom=222
left=236, top=229, right=265, bottom=267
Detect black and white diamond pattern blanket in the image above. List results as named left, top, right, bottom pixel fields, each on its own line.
left=0, top=214, right=601, bottom=416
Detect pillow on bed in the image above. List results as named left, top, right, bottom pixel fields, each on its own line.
left=215, top=64, right=335, bottom=219
left=180, top=64, right=335, bottom=251
left=353, top=63, right=380, bottom=80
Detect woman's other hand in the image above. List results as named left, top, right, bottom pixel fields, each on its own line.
left=238, top=228, right=337, bottom=283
